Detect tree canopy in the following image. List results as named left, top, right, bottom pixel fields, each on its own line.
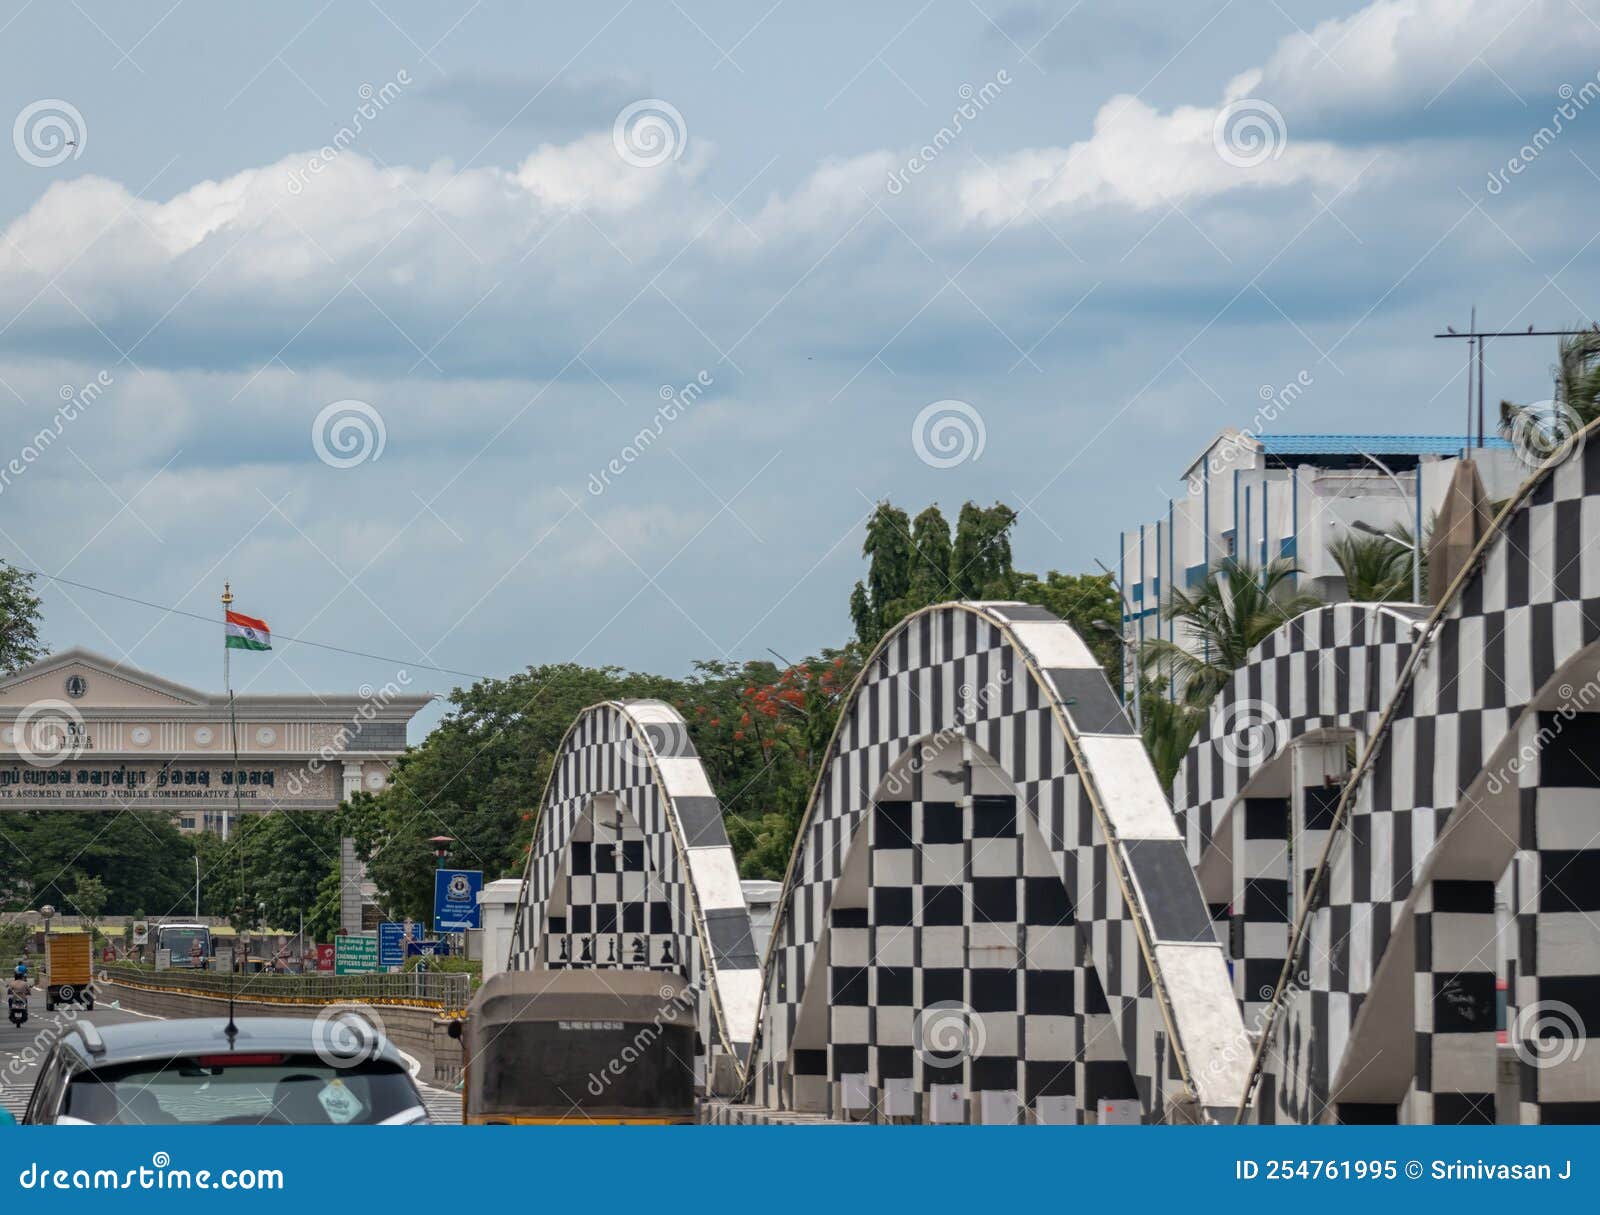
left=0, top=561, right=44, bottom=674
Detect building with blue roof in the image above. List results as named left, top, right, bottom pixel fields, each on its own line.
left=1117, top=427, right=1528, bottom=703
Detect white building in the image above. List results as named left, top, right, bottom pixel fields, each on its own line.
left=1116, top=430, right=1527, bottom=697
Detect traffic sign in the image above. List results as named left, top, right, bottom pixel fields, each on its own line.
left=378, top=921, right=406, bottom=969
left=433, top=869, right=483, bottom=932
left=334, top=932, right=378, bottom=975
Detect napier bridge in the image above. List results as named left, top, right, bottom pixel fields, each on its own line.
left=505, top=427, right=1600, bottom=1126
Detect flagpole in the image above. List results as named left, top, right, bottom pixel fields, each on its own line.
left=221, top=582, right=234, bottom=843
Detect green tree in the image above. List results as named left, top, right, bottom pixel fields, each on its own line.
left=950, top=502, right=1019, bottom=599
left=1499, top=329, right=1600, bottom=440
left=1014, top=570, right=1122, bottom=674
left=1143, top=557, right=1322, bottom=706
left=907, top=506, right=955, bottom=605
left=849, top=500, right=1025, bottom=645
left=1327, top=532, right=1412, bottom=602
left=850, top=502, right=914, bottom=646
left=0, top=918, right=26, bottom=966
left=71, top=874, right=107, bottom=940
left=0, top=811, right=195, bottom=915
left=1139, top=685, right=1204, bottom=791
left=0, top=561, right=44, bottom=673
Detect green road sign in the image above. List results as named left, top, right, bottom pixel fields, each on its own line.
left=334, top=932, right=378, bottom=975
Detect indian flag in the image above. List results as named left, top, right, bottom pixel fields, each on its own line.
left=225, top=609, right=272, bottom=652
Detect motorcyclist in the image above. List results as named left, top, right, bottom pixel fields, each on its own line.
left=7, top=964, right=30, bottom=1002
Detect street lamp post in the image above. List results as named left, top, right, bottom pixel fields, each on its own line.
left=1354, top=450, right=1423, bottom=604
left=1093, top=559, right=1144, bottom=732
left=1093, top=621, right=1143, bottom=732
left=427, top=837, right=455, bottom=956
left=427, top=837, right=454, bottom=870
left=39, top=904, right=54, bottom=977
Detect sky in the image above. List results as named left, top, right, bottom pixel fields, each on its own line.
left=1, top=0, right=1597, bottom=738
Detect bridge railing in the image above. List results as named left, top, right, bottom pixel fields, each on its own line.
left=95, top=963, right=470, bottom=1010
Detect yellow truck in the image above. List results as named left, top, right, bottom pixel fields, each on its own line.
left=43, top=932, right=95, bottom=1011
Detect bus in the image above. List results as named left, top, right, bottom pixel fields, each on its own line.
left=155, top=922, right=212, bottom=968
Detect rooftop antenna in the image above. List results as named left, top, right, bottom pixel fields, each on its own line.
left=1467, top=306, right=1476, bottom=446
left=1434, top=317, right=1596, bottom=448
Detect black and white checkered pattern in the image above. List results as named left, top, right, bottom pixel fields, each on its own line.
left=1512, top=711, right=1600, bottom=1123
left=744, top=602, right=1249, bottom=1124
left=1172, top=440, right=1600, bottom=1124
left=1408, top=879, right=1499, bottom=1124
left=506, top=700, right=761, bottom=1073
left=1173, top=602, right=1426, bottom=868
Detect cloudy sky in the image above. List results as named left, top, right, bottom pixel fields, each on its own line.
left=2, top=0, right=1596, bottom=735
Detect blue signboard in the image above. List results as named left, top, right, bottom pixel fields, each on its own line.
left=378, top=921, right=406, bottom=969
left=433, top=868, right=483, bottom=932
left=405, top=939, right=451, bottom=957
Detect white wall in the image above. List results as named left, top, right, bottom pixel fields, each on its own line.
left=476, top=878, right=525, bottom=981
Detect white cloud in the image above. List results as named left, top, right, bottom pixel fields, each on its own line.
left=957, top=94, right=1359, bottom=224
left=955, top=0, right=1600, bottom=226
left=1235, top=0, right=1600, bottom=133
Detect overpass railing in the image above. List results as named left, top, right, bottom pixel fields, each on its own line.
left=96, top=963, right=470, bottom=1011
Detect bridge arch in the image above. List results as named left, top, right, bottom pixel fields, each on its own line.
left=745, top=601, right=1249, bottom=1123
left=1201, top=431, right=1600, bottom=1123
left=507, top=699, right=760, bottom=1088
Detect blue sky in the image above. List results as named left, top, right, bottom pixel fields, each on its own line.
left=2, top=0, right=1597, bottom=736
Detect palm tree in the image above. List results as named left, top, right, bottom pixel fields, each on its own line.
left=1139, top=686, right=1203, bottom=790
left=1499, top=329, right=1600, bottom=444
left=1141, top=556, right=1322, bottom=707
left=1327, top=531, right=1412, bottom=602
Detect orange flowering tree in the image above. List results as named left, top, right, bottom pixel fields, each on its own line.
left=675, top=647, right=862, bottom=879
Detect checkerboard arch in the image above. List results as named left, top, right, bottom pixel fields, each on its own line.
left=505, top=699, right=761, bottom=1070
left=744, top=601, right=1250, bottom=1123
left=1232, top=428, right=1600, bottom=1123
left=1171, top=602, right=1427, bottom=870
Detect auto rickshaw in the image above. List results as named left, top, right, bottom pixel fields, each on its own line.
left=451, top=969, right=696, bottom=1124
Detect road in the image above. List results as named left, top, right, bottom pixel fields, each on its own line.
left=0, top=990, right=461, bottom=1123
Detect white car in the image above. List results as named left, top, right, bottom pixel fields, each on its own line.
left=25, top=1017, right=429, bottom=1125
